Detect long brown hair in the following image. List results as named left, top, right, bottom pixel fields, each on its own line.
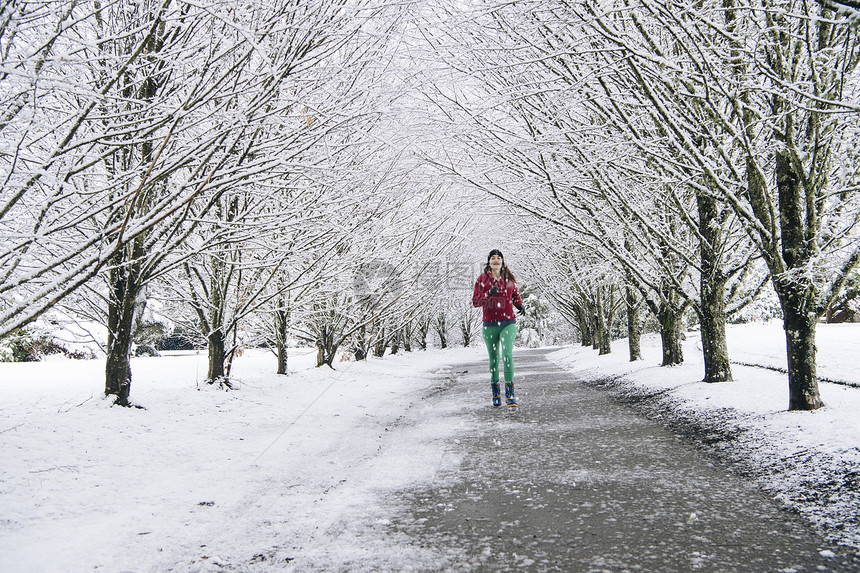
left=484, top=262, right=516, bottom=283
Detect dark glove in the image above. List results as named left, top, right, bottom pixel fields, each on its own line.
left=488, top=285, right=499, bottom=295
left=515, top=304, right=525, bottom=316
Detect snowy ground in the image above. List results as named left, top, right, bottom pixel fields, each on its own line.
left=1, top=321, right=858, bottom=571
left=0, top=346, right=484, bottom=572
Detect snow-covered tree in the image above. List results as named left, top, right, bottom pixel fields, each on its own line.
left=580, top=0, right=860, bottom=409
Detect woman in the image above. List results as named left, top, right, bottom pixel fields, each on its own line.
left=472, top=249, right=525, bottom=407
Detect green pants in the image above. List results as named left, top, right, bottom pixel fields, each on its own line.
left=482, top=323, right=517, bottom=383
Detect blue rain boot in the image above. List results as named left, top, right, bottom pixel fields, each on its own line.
left=491, top=382, right=502, bottom=408
left=505, top=382, right=518, bottom=407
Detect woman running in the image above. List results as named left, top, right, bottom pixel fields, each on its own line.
left=472, top=249, right=525, bottom=407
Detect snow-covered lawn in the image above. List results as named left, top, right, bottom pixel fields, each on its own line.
left=1, top=321, right=858, bottom=571
left=0, top=346, right=484, bottom=572
left=548, top=321, right=860, bottom=550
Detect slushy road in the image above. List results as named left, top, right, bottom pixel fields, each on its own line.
left=388, top=349, right=859, bottom=572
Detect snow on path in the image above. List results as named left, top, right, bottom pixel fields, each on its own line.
left=547, top=322, right=860, bottom=550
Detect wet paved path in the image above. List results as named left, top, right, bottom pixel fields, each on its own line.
left=388, top=349, right=859, bottom=572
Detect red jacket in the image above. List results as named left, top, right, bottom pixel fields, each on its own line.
left=472, top=271, right=523, bottom=323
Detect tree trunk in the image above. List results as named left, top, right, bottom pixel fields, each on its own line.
left=105, top=289, right=134, bottom=406
left=416, top=319, right=429, bottom=350
left=105, top=246, right=142, bottom=406
left=599, top=327, right=611, bottom=355
left=579, top=313, right=593, bottom=347
left=207, top=329, right=226, bottom=384
left=316, top=344, right=337, bottom=367
left=658, top=302, right=684, bottom=366
left=436, top=316, right=447, bottom=349
left=316, top=343, right=325, bottom=367
left=699, top=286, right=732, bottom=382
left=593, top=289, right=609, bottom=354
left=598, top=286, right=618, bottom=356
left=602, top=302, right=621, bottom=356
left=373, top=331, right=386, bottom=357
left=370, top=325, right=385, bottom=358
left=774, top=149, right=824, bottom=410
left=353, top=325, right=368, bottom=361
left=697, top=190, right=733, bottom=382
left=224, top=321, right=239, bottom=381
left=275, top=308, right=288, bottom=375
left=626, top=283, right=642, bottom=361
left=277, top=344, right=288, bottom=374
left=105, top=340, right=133, bottom=406
left=104, top=16, right=165, bottom=405
left=316, top=325, right=337, bottom=367
left=460, top=315, right=474, bottom=347
left=319, top=346, right=337, bottom=368
left=781, top=297, right=824, bottom=410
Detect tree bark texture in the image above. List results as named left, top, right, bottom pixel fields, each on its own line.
left=697, top=190, right=733, bottom=382
left=353, top=325, right=368, bottom=361
left=373, top=329, right=386, bottom=357
left=781, top=296, right=824, bottom=410
left=277, top=344, right=288, bottom=375
left=204, top=265, right=227, bottom=383
left=275, top=308, right=288, bottom=375
left=569, top=298, right=592, bottom=347
left=590, top=288, right=608, bottom=355
left=599, top=286, right=621, bottom=356
left=105, top=251, right=141, bottom=406
left=416, top=317, right=430, bottom=350
left=461, top=317, right=473, bottom=347
left=658, top=300, right=684, bottom=366
left=316, top=323, right=338, bottom=367
left=207, top=328, right=226, bottom=384
left=625, top=282, right=642, bottom=362
left=773, top=151, right=824, bottom=410
left=580, top=318, right=593, bottom=347
left=436, top=316, right=448, bottom=349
